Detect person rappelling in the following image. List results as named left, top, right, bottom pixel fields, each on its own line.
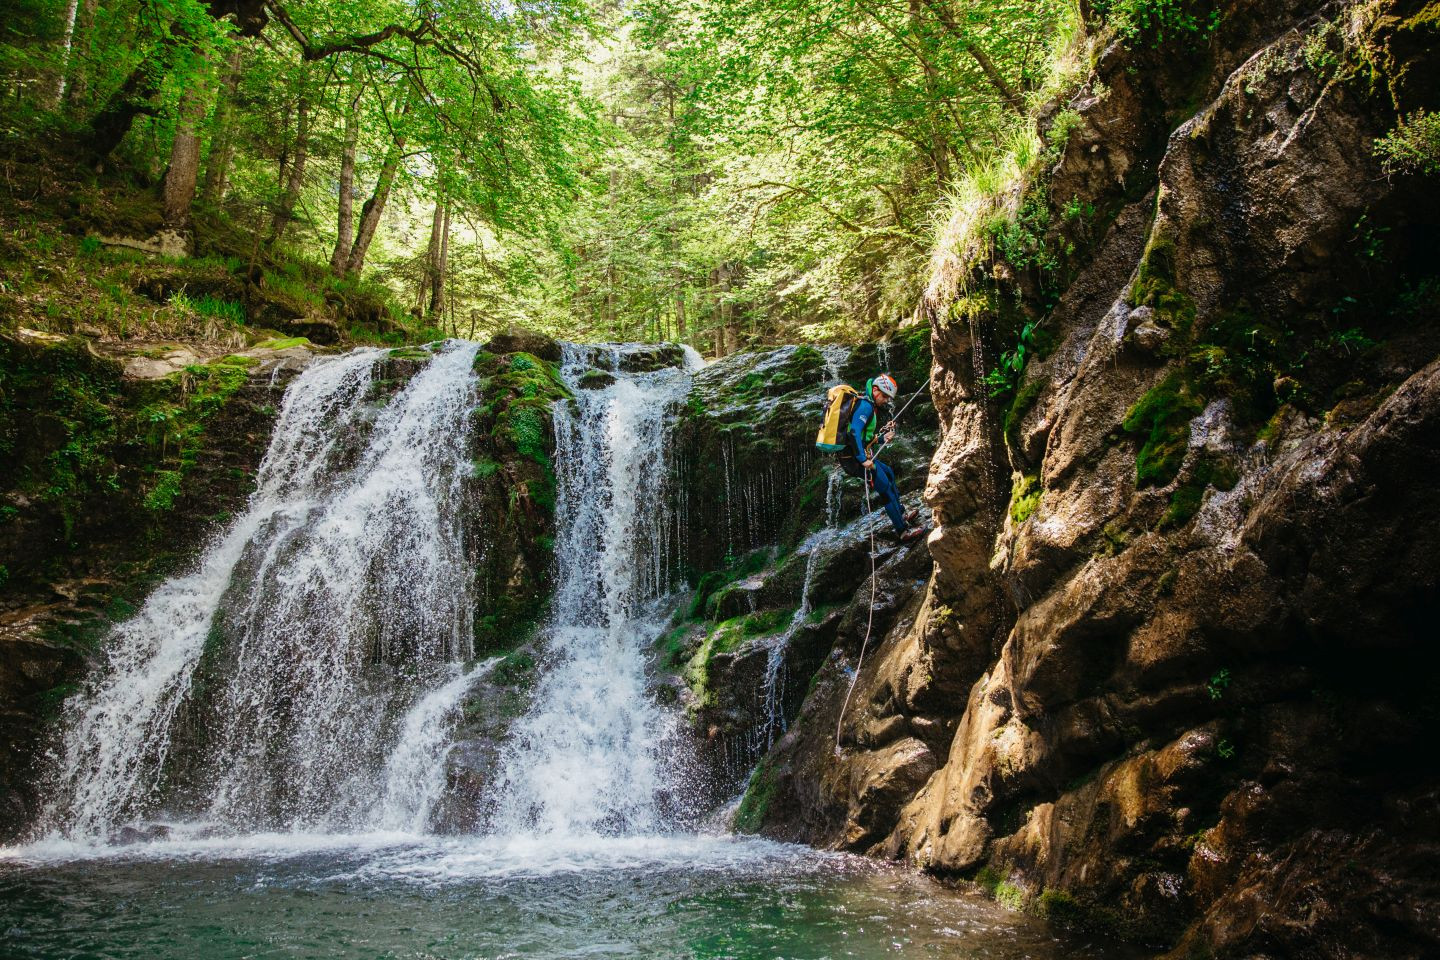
left=816, top=372, right=928, bottom=543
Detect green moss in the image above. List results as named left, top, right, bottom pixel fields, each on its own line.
left=1096, top=519, right=1131, bottom=557
left=973, top=865, right=1003, bottom=895
left=740, top=607, right=792, bottom=638
left=683, top=607, right=794, bottom=702
left=1037, top=888, right=1124, bottom=937
left=36, top=681, right=80, bottom=723
left=995, top=880, right=1027, bottom=911
left=0, top=337, right=256, bottom=545
left=1122, top=373, right=1203, bottom=487
left=252, top=336, right=312, bottom=351
left=733, top=757, right=777, bottom=834
left=38, top=597, right=135, bottom=654
left=654, top=622, right=699, bottom=670
left=1008, top=473, right=1042, bottom=525
left=475, top=351, right=571, bottom=521
left=1003, top=378, right=1045, bottom=445
left=687, top=549, right=769, bottom=620
left=578, top=368, right=615, bottom=389
left=491, top=650, right=537, bottom=689
left=1036, top=888, right=1077, bottom=920
left=1129, top=222, right=1197, bottom=334
left=1159, top=453, right=1240, bottom=529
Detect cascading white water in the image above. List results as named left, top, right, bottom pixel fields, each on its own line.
left=486, top=344, right=701, bottom=836
left=196, top=341, right=481, bottom=830
left=42, top=342, right=485, bottom=839
left=374, top=657, right=500, bottom=832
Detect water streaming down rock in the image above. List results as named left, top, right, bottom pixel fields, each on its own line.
left=42, top=342, right=485, bottom=839
left=749, top=525, right=834, bottom=761
left=485, top=344, right=703, bottom=837
left=374, top=657, right=501, bottom=832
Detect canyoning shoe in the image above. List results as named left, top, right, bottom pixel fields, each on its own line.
left=898, top=525, right=929, bottom=544
left=903, top=507, right=921, bottom=526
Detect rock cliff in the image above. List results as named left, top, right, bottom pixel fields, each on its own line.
left=746, top=1, right=1440, bottom=956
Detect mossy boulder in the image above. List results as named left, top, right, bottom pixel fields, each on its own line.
left=485, top=329, right=561, bottom=362
left=466, top=349, right=571, bottom=654
left=577, top=368, right=616, bottom=390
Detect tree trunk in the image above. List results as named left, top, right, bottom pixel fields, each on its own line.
left=275, top=99, right=292, bottom=190
left=674, top=268, right=686, bottom=341
left=429, top=200, right=451, bottom=318
left=345, top=132, right=406, bottom=277
left=418, top=197, right=443, bottom=312
left=63, top=0, right=100, bottom=112
left=329, top=84, right=362, bottom=274
left=267, top=94, right=310, bottom=248
left=201, top=46, right=244, bottom=203
left=84, top=52, right=170, bottom=161
left=50, top=0, right=82, bottom=109
left=161, top=73, right=211, bottom=238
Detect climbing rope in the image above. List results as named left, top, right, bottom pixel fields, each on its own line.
left=832, top=374, right=933, bottom=755
left=834, top=472, right=879, bottom=756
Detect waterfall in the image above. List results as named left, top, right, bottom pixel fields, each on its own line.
left=485, top=345, right=698, bottom=836
left=42, top=342, right=484, bottom=840
left=373, top=657, right=501, bottom=832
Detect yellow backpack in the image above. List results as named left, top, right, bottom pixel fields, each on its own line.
left=815, top=384, right=861, bottom=453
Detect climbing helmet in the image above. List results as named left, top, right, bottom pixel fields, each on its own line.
left=873, top=373, right=898, bottom=398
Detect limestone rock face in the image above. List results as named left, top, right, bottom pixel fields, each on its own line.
left=750, top=2, right=1440, bottom=955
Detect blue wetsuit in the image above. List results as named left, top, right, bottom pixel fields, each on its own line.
left=842, top=397, right=905, bottom=533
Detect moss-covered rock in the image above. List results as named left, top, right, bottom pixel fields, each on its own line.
left=466, top=348, right=571, bottom=654
left=485, top=329, right=562, bottom=363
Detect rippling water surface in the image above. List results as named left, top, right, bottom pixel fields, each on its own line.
left=0, top=833, right=1136, bottom=959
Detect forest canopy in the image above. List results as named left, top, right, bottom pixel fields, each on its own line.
left=2, top=0, right=1081, bottom=351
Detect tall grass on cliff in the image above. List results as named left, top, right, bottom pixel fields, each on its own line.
left=926, top=6, right=1093, bottom=305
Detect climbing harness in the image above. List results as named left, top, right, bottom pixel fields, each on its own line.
left=832, top=374, right=934, bottom=755
left=863, top=375, right=934, bottom=465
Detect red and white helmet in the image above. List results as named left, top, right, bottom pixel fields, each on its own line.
left=873, top=373, right=898, bottom=398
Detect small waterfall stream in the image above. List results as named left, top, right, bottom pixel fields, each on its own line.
left=486, top=344, right=701, bottom=836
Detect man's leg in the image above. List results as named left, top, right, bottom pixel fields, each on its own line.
left=870, top=460, right=906, bottom=532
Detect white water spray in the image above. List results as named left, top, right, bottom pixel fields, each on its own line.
left=486, top=345, right=695, bottom=836
left=42, top=342, right=483, bottom=839
left=374, top=657, right=500, bottom=832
